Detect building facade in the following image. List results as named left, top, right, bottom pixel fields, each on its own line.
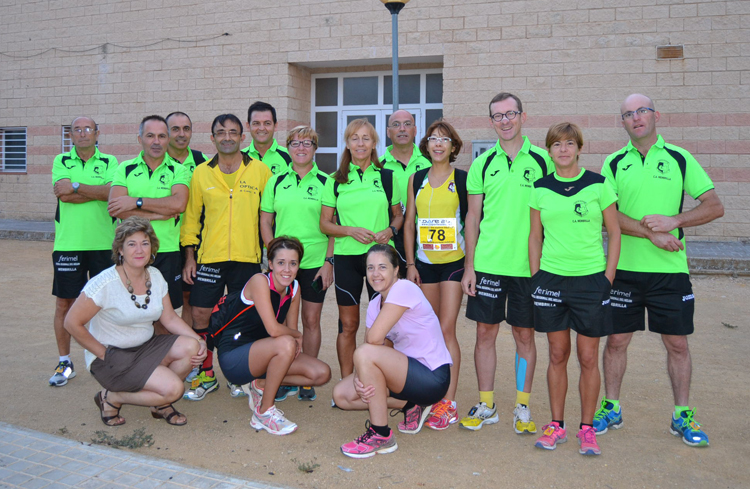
left=0, top=0, right=747, bottom=240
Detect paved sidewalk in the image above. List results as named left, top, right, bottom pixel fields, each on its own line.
left=0, top=422, right=286, bottom=489
left=2, top=219, right=746, bottom=274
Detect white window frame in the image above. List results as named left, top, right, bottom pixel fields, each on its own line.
left=62, top=126, right=73, bottom=153
left=0, top=127, right=27, bottom=173
left=311, top=69, right=443, bottom=169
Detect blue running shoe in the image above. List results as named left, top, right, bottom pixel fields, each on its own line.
left=593, top=399, right=623, bottom=434
left=670, top=408, right=709, bottom=447
left=274, top=385, right=299, bottom=402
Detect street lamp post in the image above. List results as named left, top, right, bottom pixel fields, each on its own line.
left=380, top=0, right=410, bottom=112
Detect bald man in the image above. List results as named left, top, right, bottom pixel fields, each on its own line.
left=595, top=94, right=724, bottom=447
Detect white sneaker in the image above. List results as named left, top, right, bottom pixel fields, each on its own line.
left=458, top=402, right=499, bottom=431
left=49, top=360, right=76, bottom=387
left=241, top=380, right=263, bottom=411
left=228, top=382, right=246, bottom=398
left=513, top=403, right=538, bottom=434
left=250, top=404, right=298, bottom=435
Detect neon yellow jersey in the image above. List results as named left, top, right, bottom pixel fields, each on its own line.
left=241, top=139, right=291, bottom=176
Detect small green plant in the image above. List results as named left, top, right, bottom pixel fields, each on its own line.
left=722, top=322, right=738, bottom=329
left=91, top=428, right=154, bottom=449
left=292, top=457, right=320, bottom=474
left=57, top=426, right=68, bottom=435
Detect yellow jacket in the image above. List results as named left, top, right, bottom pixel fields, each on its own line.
left=181, top=153, right=271, bottom=263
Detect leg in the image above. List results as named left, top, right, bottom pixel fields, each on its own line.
left=475, top=322, right=500, bottom=392
left=576, top=335, right=601, bottom=425
left=337, top=305, right=360, bottom=378
left=53, top=298, right=75, bottom=356
left=300, top=300, right=323, bottom=358
left=662, top=334, right=691, bottom=406
left=191, top=306, right=212, bottom=331
left=353, top=343, right=410, bottom=426
left=546, top=330, right=571, bottom=422
left=512, top=325, right=537, bottom=396
left=602, top=332, right=634, bottom=399
left=247, top=336, right=297, bottom=413
left=281, top=353, right=331, bottom=387
left=435, top=282, right=463, bottom=401
left=333, top=373, right=408, bottom=411
left=181, top=291, right=193, bottom=328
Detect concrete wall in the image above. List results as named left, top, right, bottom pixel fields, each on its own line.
left=0, top=0, right=747, bottom=240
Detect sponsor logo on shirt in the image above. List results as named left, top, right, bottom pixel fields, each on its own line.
left=622, top=163, right=633, bottom=171
left=448, top=181, right=456, bottom=193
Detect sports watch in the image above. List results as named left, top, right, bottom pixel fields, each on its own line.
left=136, top=197, right=143, bottom=209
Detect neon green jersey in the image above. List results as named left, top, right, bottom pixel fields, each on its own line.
left=467, top=137, right=554, bottom=276
left=241, top=139, right=291, bottom=176
left=52, top=147, right=118, bottom=251
left=111, top=152, right=189, bottom=252
left=261, top=163, right=331, bottom=269
left=322, top=163, right=401, bottom=256
left=380, top=144, right=431, bottom=213
left=530, top=169, right=618, bottom=276
left=601, top=135, right=715, bottom=274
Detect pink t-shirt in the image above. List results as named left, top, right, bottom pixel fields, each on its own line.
left=366, top=279, right=453, bottom=371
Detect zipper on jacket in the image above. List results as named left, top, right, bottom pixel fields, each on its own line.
left=228, top=188, right=233, bottom=259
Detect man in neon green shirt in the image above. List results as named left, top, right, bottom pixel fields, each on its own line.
left=241, top=101, right=291, bottom=176
left=594, top=94, right=724, bottom=447
left=49, top=116, right=118, bottom=387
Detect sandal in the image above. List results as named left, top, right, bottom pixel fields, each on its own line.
left=94, top=390, right=125, bottom=427
left=151, top=404, right=187, bottom=426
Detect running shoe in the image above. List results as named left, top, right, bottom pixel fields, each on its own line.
left=513, top=403, right=537, bottom=434
left=397, top=404, right=432, bottom=434
left=425, top=399, right=458, bottom=431
left=250, top=404, right=298, bottom=435
left=183, top=371, right=219, bottom=401
left=577, top=425, right=601, bottom=455
left=297, top=386, right=317, bottom=401
left=459, top=402, right=499, bottom=431
left=593, top=399, right=623, bottom=434
left=669, top=408, right=709, bottom=447
left=341, top=423, right=398, bottom=459
left=534, top=422, right=568, bottom=450
left=241, top=380, right=263, bottom=411
left=227, top=382, right=246, bottom=398
left=274, top=385, right=299, bottom=402
left=49, top=360, right=76, bottom=387
left=185, top=366, right=200, bottom=383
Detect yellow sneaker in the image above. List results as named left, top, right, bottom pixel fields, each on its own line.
left=513, top=403, right=537, bottom=434
left=459, top=402, right=499, bottom=431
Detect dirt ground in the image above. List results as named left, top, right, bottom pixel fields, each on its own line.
left=1, top=239, right=748, bottom=489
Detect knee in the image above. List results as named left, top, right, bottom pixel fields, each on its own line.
left=340, top=319, right=359, bottom=336
left=332, top=379, right=351, bottom=408
left=606, top=333, right=631, bottom=352
left=274, top=335, right=297, bottom=358
left=476, top=324, right=498, bottom=344
left=353, top=343, right=378, bottom=366
left=548, top=345, right=570, bottom=366
left=577, top=349, right=599, bottom=371
left=513, top=327, right=535, bottom=348
left=165, top=377, right=185, bottom=402
left=314, top=361, right=332, bottom=385
left=663, top=335, right=689, bottom=356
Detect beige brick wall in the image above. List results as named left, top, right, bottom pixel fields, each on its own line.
left=0, top=0, right=747, bottom=241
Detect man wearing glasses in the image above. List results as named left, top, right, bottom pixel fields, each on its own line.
left=181, top=114, right=271, bottom=401
left=49, top=116, right=119, bottom=387
left=381, top=110, right=432, bottom=272
left=242, top=101, right=291, bottom=176
left=595, top=94, right=724, bottom=447
left=460, top=93, right=554, bottom=434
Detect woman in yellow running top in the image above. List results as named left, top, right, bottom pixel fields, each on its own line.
left=404, top=119, right=466, bottom=431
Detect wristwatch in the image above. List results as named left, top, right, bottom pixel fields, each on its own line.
left=325, top=256, right=334, bottom=266
left=72, top=182, right=80, bottom=194
left=389, top=225, right=398, bottom=237
left=136, top=197, right=143, bottom=209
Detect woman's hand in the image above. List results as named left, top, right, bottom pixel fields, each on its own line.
left=406, top=264, right=421, bottom=285
left=373, top=227, right=393, bottom=244
left=353, top=375, right=375, bottom=403
left=294, top=336, right=303, bottom=359
left=191, top=338, right=208, bottom=367
left=315, top=262, right=334, bottom=290
left=349, top=227, right=376, bottom=244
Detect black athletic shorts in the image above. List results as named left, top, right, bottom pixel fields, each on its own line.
left=415, top=257, right=464, bottom=284
left=390, top=359, right=450, bottom=407
left=180, top=245, right=193, bottom=292
left=52, top=250, right=111, bottom=299
left=152, top=251, right=184, bottom=310
left=393, top=233, right=407, bottom=279
left=333, top=253, right=375, bottom=307
left=532, top=270, right=613, bottom=338
left=465, top=271, right=534, bottom=328
left=609, top=270, right=695, bottom=336
left=297, top=266, right=328, bottom=304
left=189, top=261, right=261, bottom=309
left=218, top=342, right=266, bottom=386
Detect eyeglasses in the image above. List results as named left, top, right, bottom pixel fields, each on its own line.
left=490, top=111, right=522, bottom=122
left=213, top=130, right=240, bottom=138
left=621, top=107, right=655, bottom=120
left=389, top=121, right=414, bottom=129
left=289, top=140, right=315, bottom=148
left=427, top=136, right=452, bottom=144
left=72, top=127, right=96, bottom=134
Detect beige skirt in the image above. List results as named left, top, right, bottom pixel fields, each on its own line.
left=90, top=334, right=178, bottom=392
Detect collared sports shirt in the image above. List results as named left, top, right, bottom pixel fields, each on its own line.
left=261, top=163, right=330, bottom=269
left=322, top=163, right=401, bottom=256
left=111, top=152, right=189, bottom=252
left=467, top=136, right=554, bottom=276
left=380, top=143, right=432, bottom=213
left=601, top=135, right=714, bottom=274
left=241, top=139, right=291, bottom=176
left=530, top=169, right=618, bottom=276
left=52, top=147, right=118, bottom=251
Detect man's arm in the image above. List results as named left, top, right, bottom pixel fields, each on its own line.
left=54, top=179, right=111, bottom=203
left=108, top=184, right=188, bottom=219
left=617, top=211, right=684, bottom=252
left=641, top=189, right=724, bottom=233
left=460, top=193, right=483, bottom=296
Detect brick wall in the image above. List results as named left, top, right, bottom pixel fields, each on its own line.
left=0, top=0, right=747, bottom=240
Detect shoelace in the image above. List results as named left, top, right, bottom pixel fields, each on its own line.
left=680, top=408, right=700, bottom=428
left=516, top=406, right=531, bottom=423
left=580, top=427, right=596, bottom=444
left=593, top=399, right=613, bottom=420
left=431, top=401, right=451, bottom=418
left=356, top=421, right=377, bottom=443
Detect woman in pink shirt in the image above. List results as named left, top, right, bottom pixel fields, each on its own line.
left=333, top=244, right=452, bottom=459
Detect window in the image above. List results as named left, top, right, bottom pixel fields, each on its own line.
left=0, top=127, right=27, bottom=172
left=62, top=126, right=73, bottom=153
left=312, top=70, right=443, bottom=173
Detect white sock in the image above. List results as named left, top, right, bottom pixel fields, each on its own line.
left=59, top=355, right=71, bottom=363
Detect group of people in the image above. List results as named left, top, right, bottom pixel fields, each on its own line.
left=49, top=91, right=722, bottom=458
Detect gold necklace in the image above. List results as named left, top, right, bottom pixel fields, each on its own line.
left=122, top=266, right=152, bottom=309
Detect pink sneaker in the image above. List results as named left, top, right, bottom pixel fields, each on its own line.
left=341, top=424, right=398, bottom=458
left=534, top=422, right=568, bottom=450
left=397, top=404, right=432, bottom=434
left=577, top=425, right=601, bottom=455
left=425, top=399, right=458, bottom=431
